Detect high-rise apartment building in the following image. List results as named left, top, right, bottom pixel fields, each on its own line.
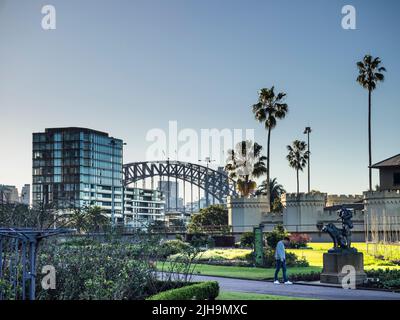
left=158, top=180, right=179, bottom=212
left=20, top=184, right=30, bottom=206
left=0, top=185, right=19, bottom=204
left=124, top=187, right=165, bottom=227
left=32, top=127, right=124, bottom=223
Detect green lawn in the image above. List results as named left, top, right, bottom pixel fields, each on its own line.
left=158, top=261, right=321, bottom=280
left=288, top=243, right=400, bottom=270
left=159, top=242, right=400, bottom=282
left=217, top=291, right=311, bottom=300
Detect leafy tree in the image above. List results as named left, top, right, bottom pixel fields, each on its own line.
left=187, top=205, right=228, bottom=233
left=0, top=201, right=62, bottom=229
left=356, top=54, right=386, bottom=191
left=286, top=140, right=309, bottom=195
left=252, top=87, right=288, bottom=188
left=225, top=140, right=267, bottom=197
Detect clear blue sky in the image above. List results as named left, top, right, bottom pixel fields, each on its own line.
left=0, top=0, right=399, bottom=195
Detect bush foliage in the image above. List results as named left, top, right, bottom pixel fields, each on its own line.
left=147, top=281, right=219, bottom=300
left=265, top=224, right=289, bottom=248
left=288, top=233, right=311, bottom=249
left=160, top=240, right=193, bottom=258
left=365, top=269, right=400, bottom=291
left=245, top=248, right=309, bottom=268
left=240, top=232, right=255, bottom=248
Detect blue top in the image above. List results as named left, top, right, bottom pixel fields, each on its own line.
left=275, top=240, right=286, bottom=261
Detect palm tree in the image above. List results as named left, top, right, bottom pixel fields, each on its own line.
left=255, top=178, right=286, bottom=204
left=84, top=206, right=110, bottom=233
left=225, top=140, right=267, bottom=197
left=356, top=55, right=386, bottom=191
left=69, top=209, right=88, bottom=234
left=252, top=87, right=288, bottom=189
left=286, top=140, right=309, bottom=195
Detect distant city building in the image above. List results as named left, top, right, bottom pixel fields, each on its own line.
left=158, top=180, right=179, bottom=212
left=32, top=127, right=124, bottom=223
left=0, top=185, right=19, bottom=204
left=124, top=187, right=165, bottom=227
left=20, top=184, right=30, bottom=205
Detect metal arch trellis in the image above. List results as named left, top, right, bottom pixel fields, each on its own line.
left=0, top=228, right=72, bottom=300
left=123, top=160, right=238, bottom=203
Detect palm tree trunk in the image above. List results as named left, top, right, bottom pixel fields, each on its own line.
left=296, top=169, right=299, bottom=195
left=267, top=126, right=271, bottom=189
left=368, top=89, right=372, bottom=191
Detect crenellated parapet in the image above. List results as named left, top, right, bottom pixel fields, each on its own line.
left=363, top=190, right=400, bottom=203
left=282, top=192, right=326, bottom=207
left=226, top=196, right=270, bottom=209
left=326, top=194, right=363, bottom=207
left=227, top=196, right=270, bottom=232
left=363, top=190, right=400, bottom=222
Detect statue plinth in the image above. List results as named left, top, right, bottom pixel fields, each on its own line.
left=320, top=250, right=367, bottom=285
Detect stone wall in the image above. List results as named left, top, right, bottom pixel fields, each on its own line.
left=364, top=190, right=400, bottom=233
left=281, top=192, right=327, bottom=233
left=227, top=196, right=270, bottom=233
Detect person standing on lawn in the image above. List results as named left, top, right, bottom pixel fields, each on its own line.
left=274, top=237, right=293, bottom=285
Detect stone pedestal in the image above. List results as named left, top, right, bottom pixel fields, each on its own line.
left=320, top=251, right=367, bottom=285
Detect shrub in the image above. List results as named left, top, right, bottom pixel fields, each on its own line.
left=160, top=240, right=192, bottom=258
left=147, top=281, right=219, bottom=300
left=244, top=248, right=309, bottom=268
left=62, top=237, right=97, bottom=247
left=382, top=279, right=400, bottom=291
left=186, top=233, right=214, bottom=248
left=240, top=232, right=254, bottom=248
left=289, top=272, right=321, bottom=282
left=365, top=269, right=400, bottom=290
left=35, top=236, right=199, bottom=300
left=36, top=242, right=156, bottom=300
left=265, top=224, right=289, bottom=248
left=288, top=233, right=311, bottom=249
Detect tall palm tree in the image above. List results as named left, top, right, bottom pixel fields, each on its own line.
left=356, top=55, right=386, bottom=191
left=286, top=140, right=309, bottom=195
left=225, top=140, right=267, bottom=197
left=255, top=177, right=286, bottom=205
left=252, top=87, right=288, bottom=191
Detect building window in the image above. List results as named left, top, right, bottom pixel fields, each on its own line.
left=394, top=172, right=400, bottom=186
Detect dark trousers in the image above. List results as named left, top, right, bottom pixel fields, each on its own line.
left=274, top=259, right=288, bottom=282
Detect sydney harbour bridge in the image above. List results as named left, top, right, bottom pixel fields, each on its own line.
left=123, top=160, right=237, bottom=213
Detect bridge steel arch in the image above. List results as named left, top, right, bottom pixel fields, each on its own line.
left=123, top=161, right=237, bottom=203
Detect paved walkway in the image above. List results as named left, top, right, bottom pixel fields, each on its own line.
left=188, top=274, right=400, bottom=300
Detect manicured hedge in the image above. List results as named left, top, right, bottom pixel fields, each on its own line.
left=147, top=281, right=219, bottom=300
